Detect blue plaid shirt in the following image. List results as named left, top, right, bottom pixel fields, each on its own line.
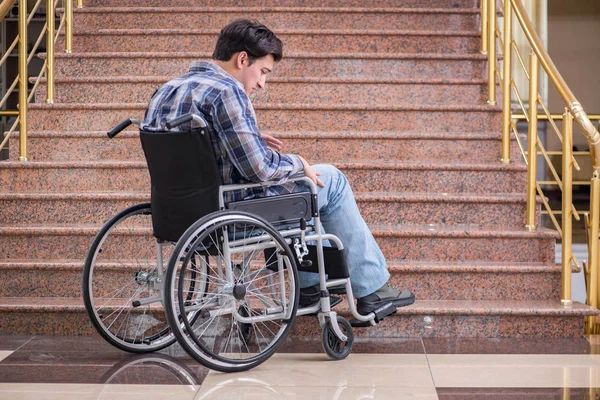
left=141, top=61, right=304, bottom=202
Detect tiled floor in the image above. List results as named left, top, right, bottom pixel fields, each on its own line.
left=1, top=335, right=600, bottom=399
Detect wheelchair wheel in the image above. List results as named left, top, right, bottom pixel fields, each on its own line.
left=83, top=203, right=175, bottom=353
left=322, top=316, right=353, bottom=360
left=164, top=211, right=299, bottom=373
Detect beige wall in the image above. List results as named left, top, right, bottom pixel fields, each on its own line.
left=547, top=0, right=600, bottom=149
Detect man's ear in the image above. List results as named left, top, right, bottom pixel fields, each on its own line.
left=234, top=51, right=248, bottom=70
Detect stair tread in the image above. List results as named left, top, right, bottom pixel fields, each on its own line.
left=70, top=6, right=481, bottom=14
left=0, top=297, right=594, bottom=316
left=0, top=191, right=528, bottom=202
left=0, top=159, right=526, bottom=171
left=48, top=52, right=493, bottom=60
left=68, top=28, right=481, bottom=36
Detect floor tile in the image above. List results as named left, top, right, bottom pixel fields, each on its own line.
left=0, top=335, right=34, bottom=351
left=423, top=337, right=592, bottom=354
left=201, top=353, right=435, bottom=389
left=0, top=383, right=199, bottom=400
left=429, top=354, right=600, bottom=388
left=195, top=384, right=439, bottom=400
left=278, top=336, right=425, bottom=354
left=17, top=335, right=127, bottom=353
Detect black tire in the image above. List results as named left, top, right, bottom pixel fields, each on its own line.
left=322, top=316, right=354, bottom=360
left=82, top=203, right=175, bottom=353
left=164, top=210, right=299, bottom=373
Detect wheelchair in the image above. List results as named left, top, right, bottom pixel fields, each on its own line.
left=82, top=113, right=395, bottom=372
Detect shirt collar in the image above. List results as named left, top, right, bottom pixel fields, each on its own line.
left=189, top=61, right=245, bottom=92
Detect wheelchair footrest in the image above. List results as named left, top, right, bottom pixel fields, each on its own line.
left=349, top=302, right=396, bottom=328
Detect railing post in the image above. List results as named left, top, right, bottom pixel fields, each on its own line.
left=487, top=0, right=496, bottom=105
left=481, top=0, right=488, bottom=54
left=587, top=171, right=600, bottom=334
left=77, top=0, right=83, bottom=8
left=65, top=0, right=73, bottom=53
left=501, top=0, right=512, bottom=163
left=525, top=51, right=539, bottom=231
left=18, top=0, right=28, bottom=161
left=46, top=0, right=55, bottom=104
left=561, top=109, right=573, bottom=306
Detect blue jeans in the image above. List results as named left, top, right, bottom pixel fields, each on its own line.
left=297, top=164, right=390, bottom=298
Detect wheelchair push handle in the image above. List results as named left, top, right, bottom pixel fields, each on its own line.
left=165, top=113, right=208, bottom=131
left=107, top=118, right=140, bottom=139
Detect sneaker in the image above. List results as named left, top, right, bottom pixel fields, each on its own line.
left=356, top=284, right=415, bottom=315
left=299, top=284, right=343, bottom=308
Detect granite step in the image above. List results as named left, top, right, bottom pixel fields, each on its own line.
left=0, top=191, right=532, bottom=227
left=57, top=29, right=481, bottom=54
left=0, top=260, right=560, bottom=301
left=291, top=300, right=598, bottom=338
left=69, top=7, right=480, bottom=31
left=49, top=52, right=490, bottom=80
left=0, top=223, right=555, bottom=262
left=9, top=131, right=522, bottom=163
left=0, top=160, right=526, bottom=193
left=26, top=103, right=502, bottom=132
left=83, top=0, right=479, bottom=10
left=1, top=298, right=594, bottom=338
left=34, top=77, right=490, bottom=105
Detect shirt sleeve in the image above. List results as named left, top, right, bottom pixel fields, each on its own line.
left=209, top=84, right=304, bottom=184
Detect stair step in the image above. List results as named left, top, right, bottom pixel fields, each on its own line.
left=291, top=300, right=597, bottom=338
left=50, top=52, right=490, bottom=79
left=0, top=223, right=556, bottom=262
left=0, top=298, right=593, bottom=337
left=57, top=29, right=481, bottom=54
left=0, top=260, right=560, bottom=301
left=9, top=130, right=522, bottom=163
left=0, top=191, right=532, bottom=227
left=0, top=160, right=526, bottom=193
left=69, top=7, right=480, bottom=31
left=34, top=77, right=490, bottom=105
left=83, top=0, right=480, bottom=10
left=27, top=103, right=502, bottom=132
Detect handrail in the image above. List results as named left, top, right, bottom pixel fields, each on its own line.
left=510, top=0, right=600, bottom=172
left=0, top=0, right=16, bottom=21
left=0, top=0, right=73, bottom=161
left=486, top=0, right=600, bottom=332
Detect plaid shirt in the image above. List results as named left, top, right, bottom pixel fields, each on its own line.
left=141, top=61, right=304, bottom=202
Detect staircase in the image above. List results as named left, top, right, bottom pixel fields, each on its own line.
left=1, top=0, right=596, bottom=338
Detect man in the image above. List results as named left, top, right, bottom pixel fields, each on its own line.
left=141, top=19, right=415, bottom=321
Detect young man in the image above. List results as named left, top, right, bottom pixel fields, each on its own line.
left=141, top=19, right=415, bottom=321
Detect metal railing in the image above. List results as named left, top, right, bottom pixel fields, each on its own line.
left=483, top=0, right=600, bottom=332
left=0, top=0, right=74, bottom=161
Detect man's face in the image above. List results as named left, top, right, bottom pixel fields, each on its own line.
left=238, top=54, right=275, bottom=96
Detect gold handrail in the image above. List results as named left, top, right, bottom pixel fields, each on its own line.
left=0, top=0, right=16, bottom=21
left=0, top=0, right=72, bottom=160
left=487, top=0, right=600, bottom=324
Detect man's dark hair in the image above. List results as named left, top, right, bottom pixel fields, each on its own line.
left=212, top=19, right=283, bottom=64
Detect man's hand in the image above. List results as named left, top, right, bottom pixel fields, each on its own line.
left=299, top=156, right=325, bottom=188
left=262, top=134, right=283, bottom=151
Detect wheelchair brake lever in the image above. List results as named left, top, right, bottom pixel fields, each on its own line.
left=294, top=219, right=312, bottom=267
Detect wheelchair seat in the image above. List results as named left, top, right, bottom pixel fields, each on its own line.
left=140, top=128, right=314, bottom=243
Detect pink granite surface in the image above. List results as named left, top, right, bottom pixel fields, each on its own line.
left=26, top=103, right=502, bottom=132
left=83, top=0, right=479, bottom=8
left=12, top=130, right=522, bottom=163
left=50, top=52, right=490, bottom=80
left=35, top=78, right=490, bottom=105
left=58, top=29, right=480, bottom=54
left=71, top=7, right=479, bottom=31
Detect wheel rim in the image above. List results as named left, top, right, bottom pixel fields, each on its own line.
left=170, top=214, right=298, bottom=367
left=85, top=205, right=173, bottom=351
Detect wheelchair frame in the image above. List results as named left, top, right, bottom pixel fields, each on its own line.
left=83, top=114, right=389, bottom=373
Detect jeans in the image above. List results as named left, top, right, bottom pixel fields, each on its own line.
left=297, top=164, right=390, bottom=298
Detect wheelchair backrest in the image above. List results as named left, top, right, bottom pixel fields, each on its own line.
left=139, top=129, right=220, bottom=242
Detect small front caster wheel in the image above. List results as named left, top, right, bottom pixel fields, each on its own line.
left=322, top=316, right=354, bottom=360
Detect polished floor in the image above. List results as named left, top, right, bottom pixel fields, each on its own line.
left=1, top=335, right=600, bottom=399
